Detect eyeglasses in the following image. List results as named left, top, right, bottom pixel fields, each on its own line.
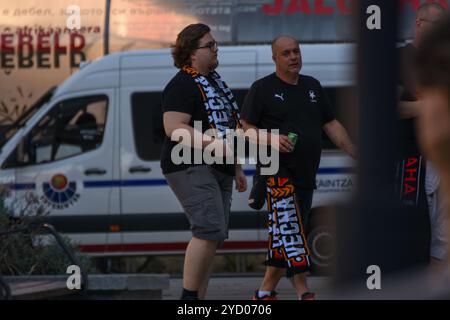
left=196, top=41, right=218, bottom=51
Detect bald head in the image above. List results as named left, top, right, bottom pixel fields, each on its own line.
left=415, top=3, right=445, bottom=44
left=271, top=36, right=302, bottom=83
left=416, top=2, right=445, bottom=20
left=271, top=36, right=300, bottom=55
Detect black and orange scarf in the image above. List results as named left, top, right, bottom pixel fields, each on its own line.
left=181, top=66, right=241, bottom=138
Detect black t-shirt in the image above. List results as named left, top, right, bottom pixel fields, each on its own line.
left=241, top=73, right=335, bottom=189
left=160, top=70, right=235, bottom=176
left=397, top=44, right=420, bottom=155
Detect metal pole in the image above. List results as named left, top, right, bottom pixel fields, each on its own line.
left=335, top=0, right=400, bottom=290
left=41, top=223, right=89, bottom=291
left=0, top=222, right=89, bottom=298
left=104, top=0, right=111, bottom=56
left=0, top=277, right=12, bottom=300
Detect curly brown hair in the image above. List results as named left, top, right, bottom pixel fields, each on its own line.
left=172, top=23, right=211, bottom=69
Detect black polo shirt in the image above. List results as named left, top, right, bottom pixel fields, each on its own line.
left=241, top=73, right=335, bottom=189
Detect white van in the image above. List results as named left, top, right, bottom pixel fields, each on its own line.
left=0, top=44, right=356, bottom=270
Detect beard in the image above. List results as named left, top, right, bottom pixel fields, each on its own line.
left=208, top=58, right=219, bottom=72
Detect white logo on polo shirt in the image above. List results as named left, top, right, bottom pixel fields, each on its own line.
left=309, top=90, right=317, bottom=103
left=274, top=93, right=285, bottom=102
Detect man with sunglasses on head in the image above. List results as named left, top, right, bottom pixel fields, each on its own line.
left=397, top=3, right=447, bottom=269
left=161, top=23, right=247, bottom=300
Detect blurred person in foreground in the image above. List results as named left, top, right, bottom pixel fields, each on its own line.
left=397, top=3, right=447, bottom=268
left=414, top=13, right=450, bottom=272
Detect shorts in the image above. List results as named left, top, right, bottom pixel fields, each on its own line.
left=164, top=165, right=233, bottom=243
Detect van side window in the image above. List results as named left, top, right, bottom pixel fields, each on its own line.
left=3, top=95, right=108, bottom=168
left=131, top=92, right=165, bottom=161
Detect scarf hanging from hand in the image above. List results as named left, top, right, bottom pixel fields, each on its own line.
left=181, top=66, right=241, bottom=138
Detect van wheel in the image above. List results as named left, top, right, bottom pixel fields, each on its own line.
left=307, top=225, right=335, bottom=274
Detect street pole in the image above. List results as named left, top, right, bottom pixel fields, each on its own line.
left=104, top=0, right=111, bottom=56
left=335, top=0, right=401, bottom=291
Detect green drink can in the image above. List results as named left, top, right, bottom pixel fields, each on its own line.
left=288, top=132, right=298, bottom=151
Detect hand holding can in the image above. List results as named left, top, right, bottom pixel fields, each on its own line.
left=288, top=132, right=298, bottom=152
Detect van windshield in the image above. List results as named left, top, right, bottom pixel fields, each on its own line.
left=0, top=87, right=56, bottom=150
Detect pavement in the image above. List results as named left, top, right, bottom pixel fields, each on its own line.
left=162, top=275, right=334, bottom=300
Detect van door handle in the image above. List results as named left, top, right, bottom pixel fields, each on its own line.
left=84, top=168, right=107, bottom=175
left=129, top=166, right=152, bottom=174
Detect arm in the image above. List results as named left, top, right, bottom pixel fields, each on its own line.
left=163, top=111, right=192, bottom=138
left=397, top=85, right=421, bottom=119
left=163, top=111, right=226, bottom=151
left=234, top=163, right=247, bottom=192
left=241, top=119, right=293, bottom=153
left=323, top=119, right=357, bottom=159
left=416, top=93, right=450, bottom=207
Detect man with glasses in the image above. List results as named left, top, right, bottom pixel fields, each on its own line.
left=397, top=3, right=447, bottom=269
left=161, top=24, right=247, bottom=300
left=197, top=40, right=218, bottom=51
